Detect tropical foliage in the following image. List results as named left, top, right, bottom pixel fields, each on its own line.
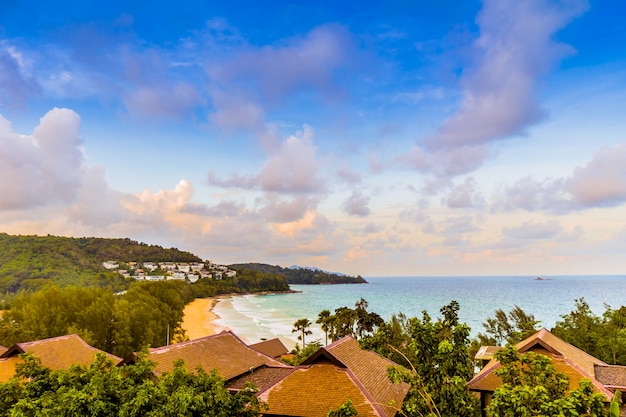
left=381, top=301, right=480, bottom=417
left=316, top=298, right=384, bottom=343
left=487, top=346, right=608, bottom=417
left=553, top=298, right=626, bottom=365
left=0, top=351, right=264, bottom=416
left=0, top=281, right=194, bottom=357
left=469, top=305, right=540, bottom=360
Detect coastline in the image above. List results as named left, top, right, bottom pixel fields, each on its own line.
left=181, top=297, right=229, bottom=340
left=180, top=290, right=298, bottom=342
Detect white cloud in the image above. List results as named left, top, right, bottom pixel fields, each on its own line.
left=442, top=177, right=485, bottom=208
left=566, top=144, right=626, bottom=208
left=502, top=219, right=563, bottom=240
left=0, top=41, right=40, bottom=108
left=259, top=195, right=320, bottom=223
left=492, top=143, right=626, bottom=213
left=123, top=82, right=204, bottom=119
left=342, top=191, right=371, bottom=217
left=208, top=124, right=326, bottom=195
left=401, top=0, right=588, bottom=180
left=425, top=0, right=587, bottom=150
left=0, top=108, right=84, bottom=210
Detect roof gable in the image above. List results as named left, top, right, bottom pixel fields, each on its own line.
left=258, top=363, right=383, bottom=417
left=301, top=337, right=409, bottom=416
left=142, top=331, right=290, bottom=380
left=468, top=328, right=613, bottom=400
left=249, top=338, right=289, bottom=358
left=0, top=334, right=122, bottom=382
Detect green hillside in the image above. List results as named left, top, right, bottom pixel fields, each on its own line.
left=229, top=263, right=367, bottom=284
left=0, top=233, right=201, bottom=293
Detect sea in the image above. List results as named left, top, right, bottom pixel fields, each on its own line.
left=213, top=275, right=626, bottom=350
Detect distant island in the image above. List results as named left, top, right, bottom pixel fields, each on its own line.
left=229, top=262, right=367, bottom=284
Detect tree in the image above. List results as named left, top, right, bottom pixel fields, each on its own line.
left=327, top=399, right=358, bottom=417
left=552, top=298, right=626, bottom=365
left=292, top=318, right=313, bottom=348
left=317, top=309, right=332, bottom=346
left=478, top=305, right=539, bottom=346
left=487, top=346, right=608, bottom=417
left=386, top=301, right=480, bottom=417
left=286, top=340, right=323, bottom=366
left=354, top=298, right=384, bottom=339
left=0, top=351, right=264, bottom=416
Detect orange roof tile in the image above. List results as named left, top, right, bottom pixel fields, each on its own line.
left=321, top=337, right=410, bottom=416
left=144, top=331, right=290, bottom=380
left=249, top=338, right=289, bottom=358
left=468, top=328, right=613, bottom=401
left=0, top=357, right=21, bottom=382
left=0, top=334, right=122, bottom=382
left=258, top=363, right=384, bottom=417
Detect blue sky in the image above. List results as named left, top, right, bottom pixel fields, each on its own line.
left=1, top=0, right=625, bottom=276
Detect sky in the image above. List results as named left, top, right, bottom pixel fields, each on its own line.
left=1, top=0, right=625, bottom=277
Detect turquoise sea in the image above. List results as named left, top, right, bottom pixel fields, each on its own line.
left=213, top=275, right=626, bottom=349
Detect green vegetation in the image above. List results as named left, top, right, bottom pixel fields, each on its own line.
left=327, top=399, right=358, bottom=417
left=314, top=298, right=383, bottom=344
left=469, top=305, right=541, bottom=359
left=0, top=273, right=289, bottom=358
left=0, top=233, right=201, bottom=293
left=189, top=268, right=289, bottom=298
left=553, top=298, right=626, bottom=365
left=229, top=263, right=367, bottom=284
left=376, top=301, right=480, bottom=417
left=292, top=318, right=313, bottom=348
left=0, top=351, right=264, bottom=416
left=487, top=346, right=608, bottom=417
left=285, top=341, right=323, bottom=366
left=0, top=282, right=194, bottom=357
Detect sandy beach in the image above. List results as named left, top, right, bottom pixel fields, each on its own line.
left=181, top=297, right=228, bottom=340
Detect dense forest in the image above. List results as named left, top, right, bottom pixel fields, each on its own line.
left=229, top=262, right=367, bottom=284
left=0, top=233, right=201, bottom=292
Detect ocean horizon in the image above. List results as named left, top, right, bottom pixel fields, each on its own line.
left=213, top=275, right=626, bottom=350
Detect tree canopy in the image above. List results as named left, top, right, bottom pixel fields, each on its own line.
left=487, top=346, right=608, bottom=417
left=228, top=263, right=367, bottom=284
left=553, top=298, right=626, bottom=365
left=0, top=233, right=201, bottom=293
left=0, top=351, right=264, bottom=416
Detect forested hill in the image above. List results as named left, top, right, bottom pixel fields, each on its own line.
left=0, top=233, right=201, bottom=292
left=229, top=263, right=367, bottom=284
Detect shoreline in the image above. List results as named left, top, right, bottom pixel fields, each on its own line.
left=180, top=290, right=299, bottom=342
left=181, top=297, right=230, bottom=341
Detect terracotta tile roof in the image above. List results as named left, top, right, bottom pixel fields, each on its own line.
left=0, top=357, right=21, bottom=382
left=595, top=364, right=626, bottom=390
left=515, top=328, right=606, bottom=376
left=468, top=328, right=613, bottom=401
left=249, top=338, right=289, bottom=358
left=226, top=365, right=293, bottom=391
left=0, top=334, right=122, bottom=382
left=143, top=331, right=290, bottom=380
left=258, top=363, right=384, bottom=417
left=321, top=336, right=410, bottom=416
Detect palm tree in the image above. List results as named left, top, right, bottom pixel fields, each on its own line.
left=316, top=309, right=332, bottom=345
left=292, top=318, right=313, bottom=348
